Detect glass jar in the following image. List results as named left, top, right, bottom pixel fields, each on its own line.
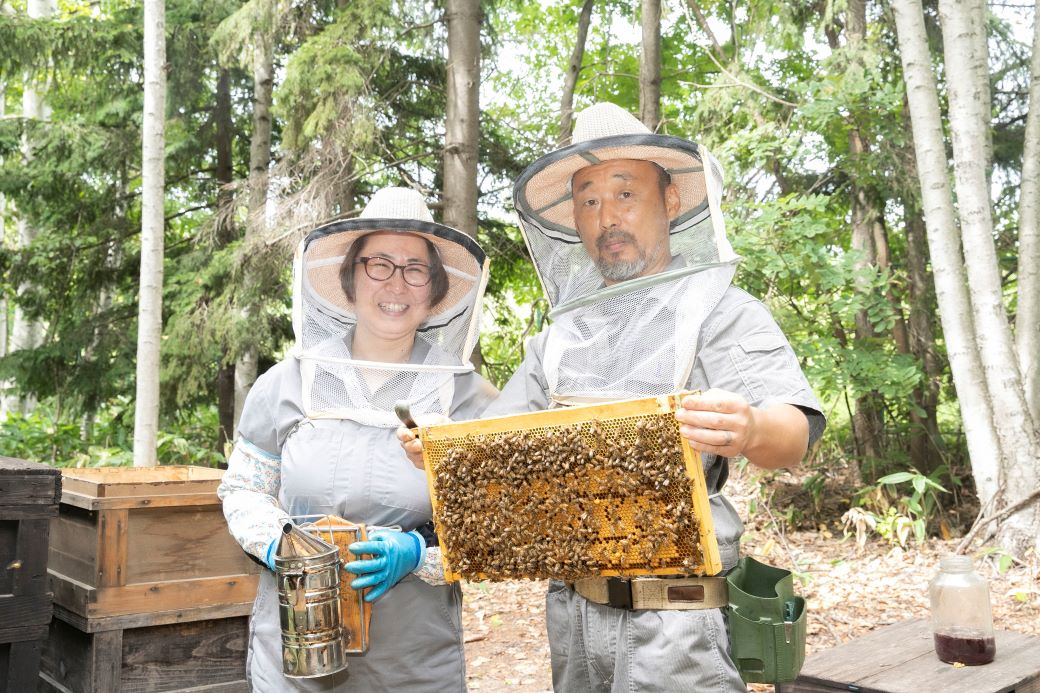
left=928, top=554, right=996, bottom=665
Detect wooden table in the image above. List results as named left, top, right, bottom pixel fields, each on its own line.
left=778, top=619, right=1040, bottom=693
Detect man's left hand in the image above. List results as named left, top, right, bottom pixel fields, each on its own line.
left=675, top=388, right=756, bottom=458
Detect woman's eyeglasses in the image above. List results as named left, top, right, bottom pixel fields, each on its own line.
left=355, top=256, right=432, bottom=287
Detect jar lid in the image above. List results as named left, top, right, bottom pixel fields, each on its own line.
left=939, top=554, right=974, bottom=572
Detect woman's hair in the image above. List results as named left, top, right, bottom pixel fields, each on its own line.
left=339, top=232, right=450, bottom=307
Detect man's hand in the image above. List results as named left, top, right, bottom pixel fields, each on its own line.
left=675, top=389, right=756, bottom=458
left=676, top=389, right=809, bottom=469
left=396, top=413, right=451, bottom=469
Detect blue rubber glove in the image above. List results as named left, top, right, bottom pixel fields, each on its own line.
left=263, top=538, right=278, bottom=571
left=344, top=530, right=425, bottom=602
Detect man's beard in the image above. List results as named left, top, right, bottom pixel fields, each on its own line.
left=595, top=229, right=663, bottom=282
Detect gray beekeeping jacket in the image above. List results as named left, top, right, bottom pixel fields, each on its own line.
left=238, top=355, right=497, bottom=693
left=485, top=285, right=826, bottom=571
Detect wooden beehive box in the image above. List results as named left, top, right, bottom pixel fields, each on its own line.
left=421, top=392, right=722, bottom=582
left=47, top=466, right=260, bottom=620
left=0, top=456, right=61, bottom=692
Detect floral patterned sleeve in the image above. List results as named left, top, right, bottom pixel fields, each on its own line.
left=414, top=545, right=447, bottom=586
left=218, top=438, right=290, bottom=561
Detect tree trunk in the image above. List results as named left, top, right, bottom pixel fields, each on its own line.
left=558, top=0, right=594, bottom=146
left=891, top=0, right=1002, bottom=504
left=849, top=184, right=886, bottom=473
left=444, top=0, right=481, bottom=370
left=1017, top=14, right=1040, bottom=425
left=846, top=0, right=885, bottom=474
left=2, top=0, right=54, bottom=418
left=133, top=0, right=166, bottom=468
left=639, top=0, right=661, bottom=131
left=443, top=0, right=481, bottom=239
left=215, top=68, right=235, bottom=454
left=233, top=31, right=275, bottom=431
left=968, top=0, right=992, bottom=173
left=938, top=0, right=1040, bottom=552
left=0, top=80, right=5, bottom=374
left=903, top=199, right=945, bottom=475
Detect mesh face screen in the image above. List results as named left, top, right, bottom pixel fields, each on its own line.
left=422, top=394, right=721, bottom=581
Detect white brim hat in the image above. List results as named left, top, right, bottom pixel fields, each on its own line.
left=511, top=102, right=736, bottom=314
left=514, top=102, right=715, bottom=239
left=300, top=187, right=488, bottom=328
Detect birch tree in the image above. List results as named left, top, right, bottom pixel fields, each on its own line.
left=1, top=0, right=55, bottom=418
left=133, top=0, right=166, bottom=467
left=892, top=0, right=1040, bottom=553
left=1018, top=14, right=1040, bottom=425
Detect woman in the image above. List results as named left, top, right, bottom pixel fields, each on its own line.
left=219, top=187, right=496, bottom=692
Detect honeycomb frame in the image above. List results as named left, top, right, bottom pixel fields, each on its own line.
left=420, top=392, right=722, bottom=582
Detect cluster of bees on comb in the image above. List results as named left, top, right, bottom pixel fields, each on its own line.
left=432, top=415, right=704, bottom=581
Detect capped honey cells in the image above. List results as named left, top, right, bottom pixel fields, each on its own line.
left=421, top=399, right=721, bottom=582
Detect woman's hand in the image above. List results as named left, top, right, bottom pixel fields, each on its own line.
left=396, top=413, right=451, bottom=469
left=343, top=530, right=424, bottom=602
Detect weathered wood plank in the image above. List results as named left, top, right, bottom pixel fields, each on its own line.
left=126, top=506, right=254, bottom=584
left=0, top=475, right=61, bottom=508
left=787, top=619, right=1040, bottom=693
left=13, top=517, right=52, bottom=595
left=59, top=491, right=221, bottom=511
left=2, top=638, right=44, bottom=692
left=60, top=467, right=222, bottom=499
left=0, top=622, right=47, bottom=643
left=51, top=571, right=259, bottom=619
left=39, top=614, right=248, bottom=693
left=52, top=601, right=253, bottom=634
left=120, top=617, right=248, bottom=693
left=40, top=619, right=122, bottom=693
left=0, top=505, right=59, bottom=521
left=96, top=509, right=129, bottom=587
left=48, top=506, right=100, bottom=585
left=0, top=594, right=53, bottom=628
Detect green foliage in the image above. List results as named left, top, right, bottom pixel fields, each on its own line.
left=0, top=403, right=223, bottom=468
left=850, top=467, right=951, bottom=546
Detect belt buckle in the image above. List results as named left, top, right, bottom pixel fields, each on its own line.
left=605, top=577, right=633, bottom=609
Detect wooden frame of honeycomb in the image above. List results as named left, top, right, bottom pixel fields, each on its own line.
left=420, top=392, right=722, bottom=582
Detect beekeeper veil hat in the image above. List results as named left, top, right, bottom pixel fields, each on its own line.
left=513, top=103, right=739, bottom=403
left=292, top=187, right=489, bottom=425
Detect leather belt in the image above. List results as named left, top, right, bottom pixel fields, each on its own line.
left=572, top=576, right=728, bottom=610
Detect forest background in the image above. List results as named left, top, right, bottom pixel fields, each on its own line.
left=0, top=0, right=1038, bottom=567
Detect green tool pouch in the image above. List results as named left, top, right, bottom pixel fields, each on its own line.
left=726, top=556, right=807, bottom=683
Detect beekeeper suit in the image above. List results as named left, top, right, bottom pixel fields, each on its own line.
left=487, top=103, right=826, bottom=692
left=219, top=187, right=496, bottom=692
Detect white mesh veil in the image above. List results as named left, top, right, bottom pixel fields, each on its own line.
left=513, top=107, right=738, bottom=404
left=291, top=188, right=489, bottom=426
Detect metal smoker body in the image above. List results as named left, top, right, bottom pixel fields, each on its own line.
left=275, top=523, right=348, bottom=678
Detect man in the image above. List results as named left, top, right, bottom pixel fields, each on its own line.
left=403, top=102, right=825, bottom=692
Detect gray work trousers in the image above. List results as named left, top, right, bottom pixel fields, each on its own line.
left=545, top=580, right=746, bottom=692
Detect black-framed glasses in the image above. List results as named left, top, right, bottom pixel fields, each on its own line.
left=355, top=256, right=433, bottom=287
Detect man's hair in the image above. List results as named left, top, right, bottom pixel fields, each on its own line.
left=339, top=232, right=450, bottom=306
left=650, top=161, right=672, bottom=193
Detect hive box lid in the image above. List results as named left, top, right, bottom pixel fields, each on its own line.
left=59, top=465, right=225, bottom=510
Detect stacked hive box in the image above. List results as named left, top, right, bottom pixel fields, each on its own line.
left=0, top=456, right=61, bottom=692
left=40, top=466, right=261, bottom=693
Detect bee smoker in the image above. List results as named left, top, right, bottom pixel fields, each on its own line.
left=275, top=523, right=348, bottom=678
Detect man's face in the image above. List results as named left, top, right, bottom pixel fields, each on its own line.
left=571, top=159, right=680, bottom=285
